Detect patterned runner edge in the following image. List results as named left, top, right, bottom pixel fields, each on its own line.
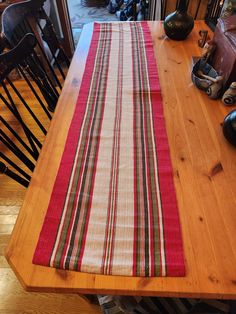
left=33, top=22, right=185, bottom=277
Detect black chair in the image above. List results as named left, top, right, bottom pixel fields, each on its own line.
left=0, top=33, right=53, bottom=187
left=0, top=1, right=72, bottom=187
left=0, top=0, right=70, bottom=110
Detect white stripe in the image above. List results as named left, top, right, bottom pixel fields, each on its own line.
left=108, top=23, right=134, bottom=276
left=80, top=23, right=121, bottom=274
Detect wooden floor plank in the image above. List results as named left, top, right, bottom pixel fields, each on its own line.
left=0, top=234, right=11, bottom=254
left=0, top=215, right=18, bottom=225
left=0, top=224, right=15, bottom=235
left=0, top=269, right=101, bottom=314
left=0, top=206, right=21, bottom=215
left=0, top=256, right=9, bottom=268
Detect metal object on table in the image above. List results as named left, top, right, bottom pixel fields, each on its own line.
left=198, top=29, right=208, bottom=48
left=191, top=58, right=223, bottom=99
left=222, top=82, right=236, bottom=105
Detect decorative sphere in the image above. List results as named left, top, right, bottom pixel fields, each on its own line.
left=223, top=109, right=236, bottom=147
left=164, top=10, right=194, bottom=40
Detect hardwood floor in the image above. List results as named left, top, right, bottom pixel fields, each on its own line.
left=0, top=77, right=101, bottom=314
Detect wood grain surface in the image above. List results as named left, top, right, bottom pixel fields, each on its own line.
left=5, top=21, right=236, bottom=299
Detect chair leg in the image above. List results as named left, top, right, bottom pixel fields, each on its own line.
left=0, top=161, right=29, bottom=187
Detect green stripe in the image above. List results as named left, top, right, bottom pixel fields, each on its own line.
left=52, top=27, right=107, bottom=268
left=72, top=23, right=113, bottom=269
left=131, top=23, right=162, bottom=276
left=136, top=24, right=162, bottom=276
left=131, top=24, right=138, bottom=276
left=53, top=24, right=112, bottom=268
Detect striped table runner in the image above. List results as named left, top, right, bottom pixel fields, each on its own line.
left=33, top=22, right=185, bottom=277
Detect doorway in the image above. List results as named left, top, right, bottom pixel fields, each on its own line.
left=67, top=0, right=118, bottom=46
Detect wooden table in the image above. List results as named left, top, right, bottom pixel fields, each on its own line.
left=5, top=21, right=236, bottom=299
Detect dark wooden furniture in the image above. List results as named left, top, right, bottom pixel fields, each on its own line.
left=0, top=33, right=52, bottom=186
left=1, top=0, right=70, bottom=87
left=0, top=0, right=74, bottom=58
left=0, top=0, right=23, bottom=13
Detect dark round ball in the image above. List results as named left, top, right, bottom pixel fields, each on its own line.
left=222, top=110, right=236, bottom=147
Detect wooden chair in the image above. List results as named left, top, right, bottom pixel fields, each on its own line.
left=0, top=1, right=72, bottom=187
left=0, top=0, right=70, bottom=97
left=0, top=33, right=52, bottom=187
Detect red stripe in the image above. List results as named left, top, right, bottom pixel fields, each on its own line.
left=142, top=22, right=185, bottom=276
left=32, top=24, right=101, bottom=266
left=59, top=23, right=109, bottom=269
left=58, top=66, right=100, bottom=269
left=142, top=67, right=155, bottom=277
left=77, top=23, right=112, bottom=270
